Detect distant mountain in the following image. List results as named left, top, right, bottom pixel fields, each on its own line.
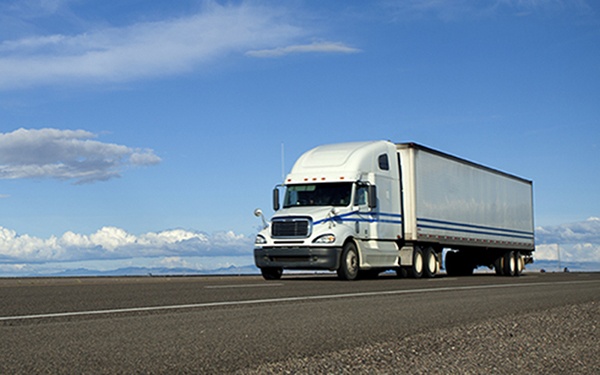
left=526, top=260, right=600, bottom=273
left=47, top=265, right=261, bottom=277
left=6, top=260, right=598, bottom=278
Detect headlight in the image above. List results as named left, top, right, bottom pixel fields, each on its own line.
left=313, top=234, right=336, bottom=244
left=255, top=234, right=267, bottom=245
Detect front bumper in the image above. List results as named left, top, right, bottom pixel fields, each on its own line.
left=254, top=246, right=342, bottom=270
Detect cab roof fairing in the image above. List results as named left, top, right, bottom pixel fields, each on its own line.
left=284, top=141, right=394, bottom=185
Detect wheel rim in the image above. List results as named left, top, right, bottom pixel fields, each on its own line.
left=427, top=252, right=436, bottom=274
left=346, top=251, right=358, bottom=274
left=516, top=253, right=523, bottom=274
left=509, top=256, right=515, bottom=274
left=414, top=252, right=423, bottom=274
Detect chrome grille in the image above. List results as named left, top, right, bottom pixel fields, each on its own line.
left=271, top=218, right=311, bottom=238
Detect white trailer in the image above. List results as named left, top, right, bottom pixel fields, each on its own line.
left=254, top=141, right=534, bottom=280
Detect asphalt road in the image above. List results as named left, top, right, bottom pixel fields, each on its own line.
left=1, top=272, right=598, bottom=373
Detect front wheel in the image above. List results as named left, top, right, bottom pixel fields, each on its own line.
left=337, top=242, right=359, bottom=280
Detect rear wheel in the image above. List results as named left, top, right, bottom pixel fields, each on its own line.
left=337, top=242, right=359, bottom=280
left=503, top=251, right=516, bottom=276
left=423, top=247, right=438, bottom=278
left=494, top=256, right=505, bottom=276
left=515, top=252, right=523, bottom=276
left=261, top=267, right=283, bottom=280
left=409, top=247, right=424, bottom=278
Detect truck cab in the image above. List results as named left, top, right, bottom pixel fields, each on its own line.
left=254, top=141, right=403, bottom=280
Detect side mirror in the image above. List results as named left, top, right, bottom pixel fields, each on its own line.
left=254, top=208, right=268, bottom=229
left=273, top=187, right=280, bottom=211
left=368, top=185, right=377, bottom=209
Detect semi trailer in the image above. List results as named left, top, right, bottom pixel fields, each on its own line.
left=253, top=141, right=534, bottom=280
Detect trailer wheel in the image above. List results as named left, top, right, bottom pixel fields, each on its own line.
left=337, top=242, right=359, bottom=280
left=261, top=267, right=283, bottom=280
left=494, top=256, right=505, bottom=276
left=515, top=252, right=523, bottom=276
left=503, top=251, right=516, bottom=276
left=409, top=247, right=424, bottom=278
left=423, top=247, right=438, bottom=278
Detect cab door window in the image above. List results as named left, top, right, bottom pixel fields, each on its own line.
left=354, top=185, right=369, bottom=207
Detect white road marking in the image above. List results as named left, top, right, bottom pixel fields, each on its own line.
left=204, top=283, right=284, bottom=289
left=0, top=279, right=597, bottom=322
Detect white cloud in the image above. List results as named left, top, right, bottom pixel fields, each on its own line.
left=536, top=217, right=600, bottom=244
left=0, top=3, right=312, bottom=89
left=246, top=41, right=361, bottom=58
left=534, top=217, right=600, bottom=262
left=535, top=243, right=600, bottom=263
left=160, top=256, right=192, bottom=269
left=0, top=226, right=253, bottom=263
left=0, top=128, right=160, bottom=183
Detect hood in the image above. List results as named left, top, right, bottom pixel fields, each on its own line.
left=272, top=206, right=349, bottom=222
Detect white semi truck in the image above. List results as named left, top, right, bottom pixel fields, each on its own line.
left=254, top=141, right=534, bottom=280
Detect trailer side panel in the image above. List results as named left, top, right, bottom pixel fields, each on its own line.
left=398, top=144, right=534, bottom=251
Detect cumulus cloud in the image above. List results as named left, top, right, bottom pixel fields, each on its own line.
left=536, top=217, right=600, bottom=244
left=0, top=128, right=161, bottom=183
left=0, top=2, right=318, bottom=89
left=535, top=217, right=600, bottom=262
left=0, top=226, right=252, bottom=263
left=246, top=41, right=361, bottom=58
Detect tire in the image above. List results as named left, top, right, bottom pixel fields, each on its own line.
left=409, top=246, right=424, bottom=279
left=515, top=251, right=523, bottom=276
left=503, top=251, right=516, bottom=276
left=261, top=267, right=283, bottom=280
left=494, top=256, right=505, bottom=276
left=423, top=247, right=438, bottom=278
left=337, top=242, right=360, bottom=280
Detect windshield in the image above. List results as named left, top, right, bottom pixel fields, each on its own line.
left=283, top=183, right=352, bottom=208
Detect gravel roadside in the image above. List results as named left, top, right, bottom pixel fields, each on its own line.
left=239, top=301, right=598, bottom=374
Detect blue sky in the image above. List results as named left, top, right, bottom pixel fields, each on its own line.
left=1, top=0, right=599, bottom=275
